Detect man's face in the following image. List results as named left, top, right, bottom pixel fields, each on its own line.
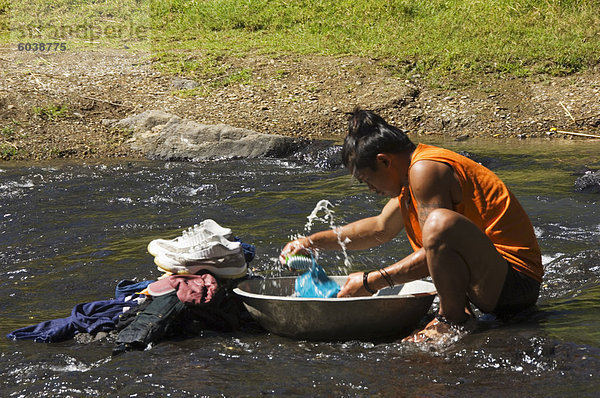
left=353, top=155, right=404, bottom=198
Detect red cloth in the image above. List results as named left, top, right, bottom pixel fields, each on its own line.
left=148, top=274, right=219, bottom=305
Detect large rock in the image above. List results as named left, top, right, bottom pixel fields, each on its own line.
left=574, top=171, right=600, bottom=193
left=116, top=110, right=304, bottom=161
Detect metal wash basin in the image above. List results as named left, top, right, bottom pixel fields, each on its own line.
left=233, top=276, right=436, bottom=341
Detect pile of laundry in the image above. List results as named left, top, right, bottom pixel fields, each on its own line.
left=7, top=220, right=260, bottom=355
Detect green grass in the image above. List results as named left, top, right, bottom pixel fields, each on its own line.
left=32, top=104, right=69, bottom=121
left=1, top=0, right=599, bottom=81
left=1, top=126, right=14, bottom=138
left=0, top=125, right=17, bottom=159
left=0, top=143, right=18, bottom=159
left=3, top=0, right=150, bottom=48
left=149, top=0, right=600, bottom=79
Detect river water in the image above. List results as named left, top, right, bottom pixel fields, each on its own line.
left=0, top=138, right=598, bottom=397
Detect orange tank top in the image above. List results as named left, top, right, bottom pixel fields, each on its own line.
left=398, top=144, right=543, bottom=282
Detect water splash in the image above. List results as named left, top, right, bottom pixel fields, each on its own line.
left=304, top=199, right=334, bottom=232
left=304, top=200, right=352, bottom=268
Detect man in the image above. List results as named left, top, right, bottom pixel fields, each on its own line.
left=280, top=108, right=542, bottom=342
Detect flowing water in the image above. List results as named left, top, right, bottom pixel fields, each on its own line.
left=0, top=138, right=598, bottom=397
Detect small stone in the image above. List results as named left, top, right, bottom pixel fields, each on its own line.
left=171, top=78, right=198, bottom=90
left=101, top=118, right=119, bottom=126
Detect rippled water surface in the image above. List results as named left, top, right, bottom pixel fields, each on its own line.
left=0, top=139, right=598, bottom=397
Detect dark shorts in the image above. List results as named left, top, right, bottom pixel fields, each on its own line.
left=491, top=264, right=540, bottom=317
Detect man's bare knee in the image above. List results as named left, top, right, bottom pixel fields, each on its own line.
left=422, top=209, right=457, bottom=250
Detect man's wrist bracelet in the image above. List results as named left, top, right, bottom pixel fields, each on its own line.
left=362, top=271, right=377, bottom=294
left=379, top=268, right=395, bottom=288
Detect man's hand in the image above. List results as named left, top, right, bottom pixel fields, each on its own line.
left=279, top=237, right=312, bottom=265
left=336, top=272, right=373, bottom=297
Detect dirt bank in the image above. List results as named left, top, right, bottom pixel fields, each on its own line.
left=1, top=48, right=599, bottom=160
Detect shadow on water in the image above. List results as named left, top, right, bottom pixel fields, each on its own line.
left=0, top=138, right=598, bottom=396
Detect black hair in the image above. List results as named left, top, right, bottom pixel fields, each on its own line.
left=342, top=108, right=415, bottom=172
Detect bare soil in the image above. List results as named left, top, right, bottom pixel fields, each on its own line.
left=1, top=48, right=599, bottom=160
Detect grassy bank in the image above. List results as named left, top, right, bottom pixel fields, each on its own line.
left=1, top=0, right=149, bottom=49
left=1, top=0, right=599, bottom=81
left=151, top=0, right=600, bottom=79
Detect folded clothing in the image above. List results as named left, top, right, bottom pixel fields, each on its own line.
left=147, top=273, right=219, bottom=305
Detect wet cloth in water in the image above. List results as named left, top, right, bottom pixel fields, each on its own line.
left=6, top=280, right=152, bottom=343
left=294, top=260, right=340, bottom=298
left=6, top=295, right=146, bottom=343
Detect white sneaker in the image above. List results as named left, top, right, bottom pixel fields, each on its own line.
left=147, top=219, right=232, bottom=257
left=154, top=250, right=247, bottom=279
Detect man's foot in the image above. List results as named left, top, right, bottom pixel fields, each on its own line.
left=402, top=312, right=477, bottom=346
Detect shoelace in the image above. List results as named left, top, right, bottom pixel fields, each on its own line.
left=179, top=224, right=210, bottom=247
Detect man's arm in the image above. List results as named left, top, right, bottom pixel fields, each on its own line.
left=409, top=160, right=461, bottom=228
left=279, top=198, right=404, bottom=263
left=337, top=247, right=430, bottom=297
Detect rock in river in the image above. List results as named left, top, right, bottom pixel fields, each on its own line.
left=574, top=170, right=600, bottom=194
left=116, top=110, right=304, bottom=161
